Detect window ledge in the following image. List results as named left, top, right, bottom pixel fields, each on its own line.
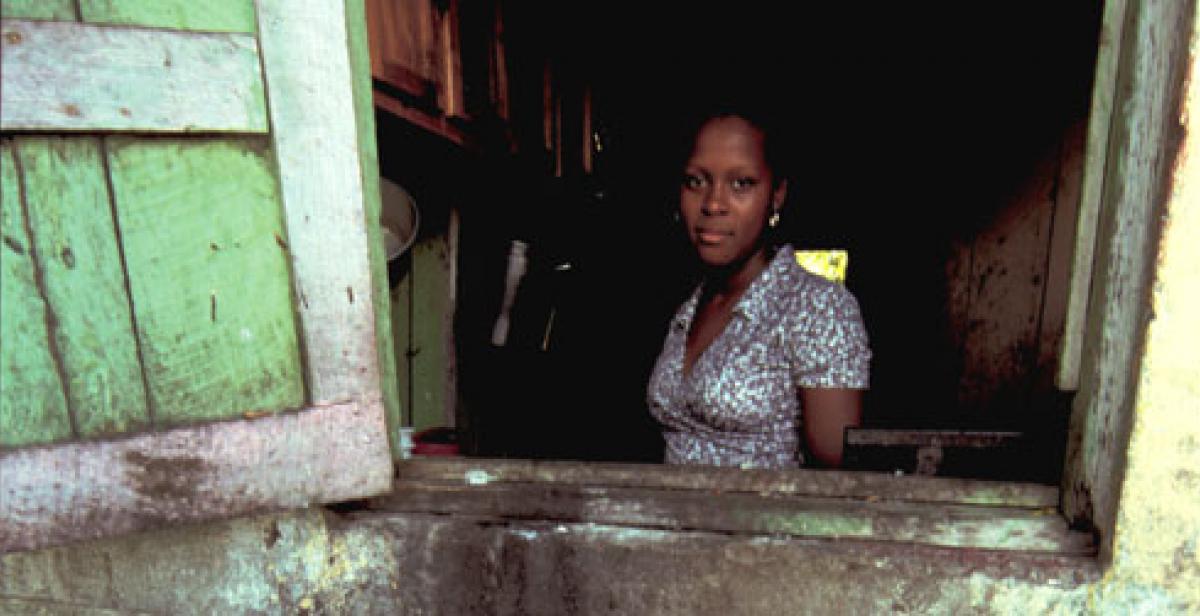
left=366, top=458, right=1093, bottom=557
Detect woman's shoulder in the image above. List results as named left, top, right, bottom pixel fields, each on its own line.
left=772, top=247, right=864, bottom=318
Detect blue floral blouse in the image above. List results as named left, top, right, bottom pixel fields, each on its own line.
left=647, top=245, right=871, bottom=469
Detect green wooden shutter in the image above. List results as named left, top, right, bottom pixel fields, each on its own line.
left=1, top=0, right=397, bottom=553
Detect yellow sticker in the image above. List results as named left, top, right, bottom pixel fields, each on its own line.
left=795, top=250, right=849, bottom=284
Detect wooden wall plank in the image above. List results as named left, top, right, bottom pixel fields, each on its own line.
left=104, top=137, right=305, bottom=426
left=396, top=457, right=1060, bottom=508
left=391, top=267, right=414, bottom=427
left=14, top=137, right=150, bottom=438
left=1056, top=0, right=1129, bottom=390
left=0, top=399, right=392, bottom=553
left=79, top=0, right=256, bottom=33
left=0, top=0, right=76, bottom=20
left=0, top=140, right=72, bottom=447
left=410, top=232, right=452, bottom=431
left=1035, top=121, right=1087, bottom=397
left=0, top=19, right=267, bottom=133
left=957, top=148, right=1059, bottom=419
left=943, top=237, right=972, bottom=407
left=379, top=480, right=1091, bottom=555
left=345, top=0, right=403, bottom=457
left=255, top=0, right=383, bottom=406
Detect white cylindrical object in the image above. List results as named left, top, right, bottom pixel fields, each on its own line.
left=491, top=239, right=528, bottom=346
left=397, top=427, right=414, bottom=459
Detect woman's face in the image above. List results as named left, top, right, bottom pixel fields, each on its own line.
left=680, top=116, right=786, bottom=269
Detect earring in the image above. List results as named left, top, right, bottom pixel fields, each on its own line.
left=768, top=211, right=780, bottom=228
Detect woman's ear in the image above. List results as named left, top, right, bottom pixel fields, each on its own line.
left=773, top=178, right=788, bottom=211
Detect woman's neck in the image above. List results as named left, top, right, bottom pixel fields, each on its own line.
left=702, top=246, right=773, bottom=303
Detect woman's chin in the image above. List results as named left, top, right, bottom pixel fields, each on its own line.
left=694, top=245, right=736, bottom=268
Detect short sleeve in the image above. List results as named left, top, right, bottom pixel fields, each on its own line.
left=786, top=283, right=871, bottom=389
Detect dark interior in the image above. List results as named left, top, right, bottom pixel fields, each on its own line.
left=376, top=2, right=1103, bottom=481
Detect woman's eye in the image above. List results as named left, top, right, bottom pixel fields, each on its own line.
left=682, top=174, right=704, bottom=190
left=731, top=177, right=758, bottom=191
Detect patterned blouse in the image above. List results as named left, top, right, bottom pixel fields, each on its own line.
left=647, top=245, right=871, bottom=469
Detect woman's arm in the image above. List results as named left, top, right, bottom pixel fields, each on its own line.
left=800, top=388, right=863, bottom=468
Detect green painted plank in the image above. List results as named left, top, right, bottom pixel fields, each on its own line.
left=14, top=137, right=150, bottom=437
left=1, top=20, right=268, bottom=133
left=0, top=0, right=76, bottom=20
left=78, top=0, right=255, bottom=33
left=0, top=139, right=72, bottom=447
left=346, top=0, right=403, bottom=456
left=391, top=264, right=413, bottom=427
left=104, top=137, right=304, bottom=425
left=410, top=233, right=451, bottom=432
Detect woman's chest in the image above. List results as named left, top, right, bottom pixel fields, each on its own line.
left=667, top=317, right=800, bottom=431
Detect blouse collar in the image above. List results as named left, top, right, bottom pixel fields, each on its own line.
left=672, top=244, right=797, bottom=330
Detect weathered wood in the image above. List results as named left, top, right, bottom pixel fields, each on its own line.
left=0, top=399, right=392, bottom=553
left=375, top=478, right=1092, bottom=555
left=436, top=0, right=464, bottom=118
left=256, top=0, right=383, bottom=407
left=1062, top=0, right=1195, bottom=543
left=13, top=137, right=150, bottom=438
left=0, top=597, right=138, bottom=615
left=391, top=266, right=414, bottom=427
left=0, top=139, right=72, bottom=447
left=410, top=228, right=454, bottom=430
left=104, top=137, right=305, bottom=425
left=78, top=0, right=256, bottom=33
left=0, top=0, right=76, bottom=20
left=846, top=429, right=1023, bottom=449
left=1057, top=0, right=1129, bottom=391
left=345, top=0, right=404, bottom=460
left=0, top=19, right=267, bottom=133
left=1035, top=121, right=1087, bottom=396
left=373, top=90, right=472, bottom=148
left=957, top=146, right=1058, bottom=417
left=395, top=457, right=1059, bottom=508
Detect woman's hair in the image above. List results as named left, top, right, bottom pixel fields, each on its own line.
left=671, top=92, right=792, bottom=190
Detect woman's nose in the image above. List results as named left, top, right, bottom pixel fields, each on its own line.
left=701, top=186, right=728, bottom=215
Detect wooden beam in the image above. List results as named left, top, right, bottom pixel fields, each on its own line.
left=376, top=478, right=1092, bottom=555
left=1056, top=0, right=1129, bottom=390
left=0, top=399, right=391, bottom=553
left=255, top=0, right=383, bottom=406
left=845, top=429, right=1024, bottom=449
left=395, top=457, right=1059, bottom=508
left=0, top=19, right=267, bottom=133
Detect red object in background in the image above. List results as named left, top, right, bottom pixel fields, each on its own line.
left=412, top=427, right=460, bottom=456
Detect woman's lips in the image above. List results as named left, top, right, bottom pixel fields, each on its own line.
left=696, top=229, right=729, bottom=244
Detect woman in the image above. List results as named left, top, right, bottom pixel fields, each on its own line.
left=646, top=105, right=871, bottom=469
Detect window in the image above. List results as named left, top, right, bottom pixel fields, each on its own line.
left=373, top=0, right=1188, bottom=567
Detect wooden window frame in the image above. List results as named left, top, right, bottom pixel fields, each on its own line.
left=1, top=0, right=393, bottom=553
left=372, top=0, right=1189, bottom=573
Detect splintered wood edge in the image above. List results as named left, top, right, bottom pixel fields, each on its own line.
left=0, top=399, right=392, bottom=554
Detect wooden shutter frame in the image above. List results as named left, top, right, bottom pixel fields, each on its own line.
left=1, top=0, right=393, bottom=554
